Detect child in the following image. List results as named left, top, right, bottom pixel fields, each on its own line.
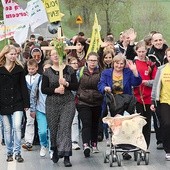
left=22, top=59, right=40, bottom=151
left=30, top=61, right=51, bottom=157
left=68, top=57, right=81, bottom=150
left=0, top=45, right=29, bottom=162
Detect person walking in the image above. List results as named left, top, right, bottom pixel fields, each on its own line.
left=0, top=45, right=30, bottom=162
left=98, top=54, right=142, bottom=160
left=41, top=49, right=78, bottom=167
left=150, top=47, right=170, bottom=160
left=133, top=41, right=157, bottom=148
left=76, top=52, right=103, bottom=158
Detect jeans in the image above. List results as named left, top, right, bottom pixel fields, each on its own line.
left=24, top=109, right=35, bottom=144
left=1, top=111, right=23, bottom=156
left=0, top=115, right=4, bottom=141
left=71, top=110, right=79, bottom=143
left=36, top=111, right=48, bottom=147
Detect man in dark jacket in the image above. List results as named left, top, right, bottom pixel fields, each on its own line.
left=148, top=32, right=168, bottom=150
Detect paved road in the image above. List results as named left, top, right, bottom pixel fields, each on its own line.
left=0, top=133, right=170, bottom=170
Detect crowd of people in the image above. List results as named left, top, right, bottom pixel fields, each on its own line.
left=0, top=28, right=170, bottom=167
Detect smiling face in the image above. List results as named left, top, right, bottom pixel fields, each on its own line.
left=151, top=33, right=164, bottom=49
left=104, top=53, right=113, bottom=65
left=166, top=50, right=170, bottom=64
left=113, top=59, right=125, bottom=72
left=27, top=65, right=38, bottom=75
left=5, top=49, right=17, bottom=63
left=32, top=51, right=41, bottom=63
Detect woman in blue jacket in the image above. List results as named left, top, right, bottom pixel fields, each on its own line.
left=98, top=54, right=142, bottom=96
left=98, top=54, right=142, bottom=160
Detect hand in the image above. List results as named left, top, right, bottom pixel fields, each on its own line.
left=104, top=86, right=111, bottom=93
left=55, top=86, right=65, bottom=94
left=126, top=60, right=137, bottom=71
left=127, top=28, right=137, bottom=43
left=142, top=80, right=148, bottom=86
left=126, top=60, right=138, bottom=76
left=24, top=108, right=29, bottom=111
left=59, top=78, right=67, bottom=86
left=30, top=112, right=36, bottom=118
left=101, top=41, right=109, bottom=48
left=150, top=104, right=156, bottom=112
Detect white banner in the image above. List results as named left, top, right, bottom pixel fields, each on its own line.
left=2, top=0, right=29, bottom=26
left=13, top=24, right=29, bottom=45
left=26, top=0, right=48, bottom=32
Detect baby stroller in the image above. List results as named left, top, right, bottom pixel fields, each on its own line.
left=102, top=93, right=150, bottom=167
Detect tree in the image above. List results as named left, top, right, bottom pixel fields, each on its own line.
left=0, top=1, right=3, bottom=20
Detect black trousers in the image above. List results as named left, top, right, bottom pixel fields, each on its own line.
left=153, top=101, right=162, bottom=145
left=160, top=103, right=170, bottom=153
left=136, top=102, right=152, bottom=148
left=77, top=104, right=101, bottom=146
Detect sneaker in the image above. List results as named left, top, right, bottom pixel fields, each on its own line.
left=52, top=149, right=59, bottom=163
left=106, top=139, right=110, bottom=147
left=72, top=142, right=81, bottom=150
left=92, top=147, right=99, bottom=153
left=15, top=154, right=24, bottom=163
left=22, top=142, right=33, bottom=151
left=157, top=143, right=163, bottom=150
left=49, top=150, right=54, bottom=160
left=83, top=145, right=91, bottom=157
left=122, top=152, right=132, bottom=160
left=40, top=146, right=47, bottom=157
left=165, top=153, right=170, bottom=161
left=6, top=155, right=13, bottom=162
left=92, top=142, right=99, bottom=153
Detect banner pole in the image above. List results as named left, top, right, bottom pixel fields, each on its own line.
left=79, top=24, right=80, bottom=32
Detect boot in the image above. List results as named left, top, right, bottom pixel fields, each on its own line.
left=64, top=156, right=72, bottom=167
left=51, top=147, right=59, bottom=163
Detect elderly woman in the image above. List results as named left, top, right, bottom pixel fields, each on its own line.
left=98, top=54, right=142, bottom=160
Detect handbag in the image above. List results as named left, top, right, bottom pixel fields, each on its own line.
left=105, top=92, right=136, bottom=117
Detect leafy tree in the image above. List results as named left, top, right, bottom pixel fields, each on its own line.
left=0, top=1, right=3, bottom=20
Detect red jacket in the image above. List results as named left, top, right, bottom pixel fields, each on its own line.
left=133, top=59, right=157, bottom=104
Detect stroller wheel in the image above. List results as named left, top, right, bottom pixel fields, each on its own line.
left=134, top=151, right=138, bottom=161
left=116, top=155, right=121, bottom=167
left=113, top=154, right=117, bottom=162
left=103, top=152, right=108, bottom=163
left=137, top=152, right=141, bottom=165
left=109, top=154, right=113, bottom=167
left=144, top=152, right=149, bottom=165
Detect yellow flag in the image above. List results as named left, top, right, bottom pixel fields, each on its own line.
left=43, top=0, right=62, bottom=23
left=86, top=13, right=102, bottom=59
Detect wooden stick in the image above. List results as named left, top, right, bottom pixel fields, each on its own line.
left=41, top=46, right=79, bottom=51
